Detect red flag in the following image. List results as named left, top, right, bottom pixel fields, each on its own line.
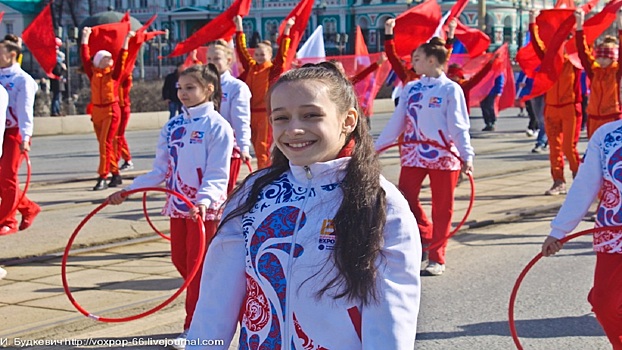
left=168, top=0, right=251, bottom=57
left=447, top=0, right=469, bottom=22
left=516, top=9, right=575, bottom=78
left=565, top=0, right=622, bottom=67
left=454, top=21, right=490, bottom=57
left=0, top=12, right=5, bottom=24
left=298, top=53, right=391, bottom=116
left=87, top=22, right=131, bottom=61
left=121, top=11, right=130, bottom=23
left=22, top=2, right=58, bottom=78
left=354, top=26, right=369, bottom=56
left=393, top=0, right=442, bottom=58
left=277, top=0, right=314, bottom=70
left=122, top=14, right=163, bottom=79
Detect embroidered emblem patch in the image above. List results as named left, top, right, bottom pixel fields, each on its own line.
left=190, top=131, right=205, bottom=144
left=429, top=97, right=442, bottom=108
left=318, top=219, right=336, bottom=250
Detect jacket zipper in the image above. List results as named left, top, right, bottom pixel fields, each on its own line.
left=283, top=165, right=313, bottom=349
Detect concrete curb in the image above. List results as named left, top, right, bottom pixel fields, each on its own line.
left=33, top=99, right=396, bottom=137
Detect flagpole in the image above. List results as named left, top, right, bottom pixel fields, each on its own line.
left=478, top=0, right=486, bottom=31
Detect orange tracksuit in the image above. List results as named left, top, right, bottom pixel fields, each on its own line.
left=81, top=44, right=128, bottom=178
left=235, top=32, right=290, bottom=170
left=577, top=30, right=622, bottom=138
left=531, top=24, right=582, bottom=182
left=117, top=76, right=132, bottom=162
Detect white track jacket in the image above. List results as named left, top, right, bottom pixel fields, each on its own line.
left=188, top=157, right=422, bottom=349
left=551, top=120, right=622, bottom=253
left=0, top=63, right=37, bottom=143
left=376, top=73, right=474, bottom=171
left=126, top=102, right=233, bottom=220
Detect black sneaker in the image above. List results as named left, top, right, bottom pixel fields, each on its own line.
left=119, top=161, right=134, bottom=171
left=108, top=174, right=123, bottom=188
left=482, top=125, right=495, bottom=132
left=93, top=178, right=108, bottom=191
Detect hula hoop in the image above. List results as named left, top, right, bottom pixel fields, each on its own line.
left=377, top=140, right=475, bottom=252
left=508, top=226, right=622, bottom=349
left=0, top=152, right=32, bottom=225
left=142, top=192, right=170, bottom=241
left=62, top=187, right=205, bottom=323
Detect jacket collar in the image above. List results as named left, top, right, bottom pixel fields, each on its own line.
left=182, top=101, right=215, bottom=119
left=0, top=63, right=20, bottom=74
left=289, top=157, right=350, bottom=186
left=421, top=72, right=449, bottom=84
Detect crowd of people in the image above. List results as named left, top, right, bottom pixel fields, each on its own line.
left=2, top=3, right=622, bottom=349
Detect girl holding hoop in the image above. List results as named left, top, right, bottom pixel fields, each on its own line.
left=187, top=63, right=421, bottom=349
left=542, top=119, right=622, bottom=348
left=108, top=64, right=234, bottom=349
left=375, top=38, right=474, bottom=276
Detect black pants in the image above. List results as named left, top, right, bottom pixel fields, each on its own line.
left=480, top=94, right=497, bottom=126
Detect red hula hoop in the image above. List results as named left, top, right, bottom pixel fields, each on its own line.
left=508, top=226, right=622, bottom=349
left=376, top=140, right=475, bottom=252
left=62, top=187, right=206, bottom=323
left=142, top=192, right=171, bottom=241
left=0, top=152, right=31, bottom=225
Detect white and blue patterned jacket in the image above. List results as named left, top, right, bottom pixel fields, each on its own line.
left=126, top=102, right=233, bottom=220
left=188, top=157, right=421, bottom=349
left=551, top=119, right=622, bottom=253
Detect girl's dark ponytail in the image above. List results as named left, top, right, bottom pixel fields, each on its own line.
left=205, top=63, right=222, bottom=112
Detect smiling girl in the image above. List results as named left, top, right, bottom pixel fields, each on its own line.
left=108, top=64, right=234, bottom=349
left=187, top=63, right=421, bottom=349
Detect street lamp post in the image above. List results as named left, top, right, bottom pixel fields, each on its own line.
left=314, top=0, right=327, bottom=29
left=63, top=27, right=78, bottom=115
left=152, top=29, right=169, bottom=79
left=335, top=33, right=349, bottom=55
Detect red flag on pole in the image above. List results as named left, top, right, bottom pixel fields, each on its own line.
left=87, top=22, right=131, bottom=60
left=447, top=0, right=469, bottom=22
left=22, top=2, right=58, bottom=78
left=393, top=0, right=442, bottom=58
left=168, top=0, right=251, bottom=57
left=121, top=11, right=130, bottom=23
left=122, top=15, right=165, bottom=80
left=454, top=21, right=490, bottom=57
left=277, top=0, right=314, bottom=70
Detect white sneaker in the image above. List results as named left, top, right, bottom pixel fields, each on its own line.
left=170, top=330, right=188, bottom=350
left=423, top=261, right=445, bottom=276
left=0, top=267, right=6, bottom=280
left=526, top=129, right=535, bottom=137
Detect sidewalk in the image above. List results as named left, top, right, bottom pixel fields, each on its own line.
left=0, top=108, right=582, bottom=345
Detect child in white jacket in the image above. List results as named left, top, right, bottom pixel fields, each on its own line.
left=187, top=62, right=421, bottom=349
left=108, top=64, right=234, bottom=349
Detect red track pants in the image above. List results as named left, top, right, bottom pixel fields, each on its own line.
left=0, top=128, right=38, bottom=228
left=170, top=218, right=218, bottom=331
left=399, top=166, right=460, bottom=265
left=589, top=252, right=622, bottom=349
left=228, top=157, right=242, bottom=194
left=116, top=104, right=131, bottom=162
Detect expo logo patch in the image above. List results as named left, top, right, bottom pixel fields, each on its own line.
left=318, top=219, right=336, bottom=251
left=429, top=97, right=442, bottom=108
left=189, top=131, right=205, bottom=144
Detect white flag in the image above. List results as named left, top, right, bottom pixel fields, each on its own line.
left=296, top=25, right=325, bottom=62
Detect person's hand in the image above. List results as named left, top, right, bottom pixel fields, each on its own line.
left=127, top=30, right=136, bottom=39
left=108, top=190, right=127, bottom=205
left=233, top=15, right=243, bottom=31
left=82, top=27, right=92, bottom=43
left=241, top=151, right=252, bottom=163
left=448, top=18, right=458, bottom=31
left=462, top=161, right=473, bottom=176
left=542, top=235, right=563, bottom=256
left=190, top=49, right=198, bottom=60
left=285, top=17, right=296, bottom=29
left=377, top=52, right=388, bottom=65
left=574, top=9, right=584, bottom=29
left=20, top=141, right=30, bottom=153
left=190, top=204, right=207, bottom=222
left=529, top=10, right=538, bottom=24
left=385, top=18, right=396, bottom=35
